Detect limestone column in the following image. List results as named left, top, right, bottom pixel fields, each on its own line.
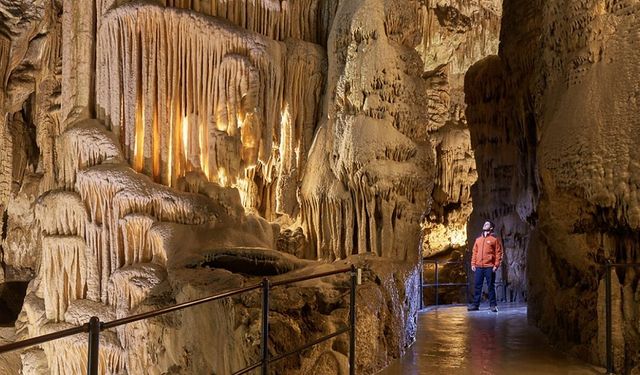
left=61, top=0, right=96, bottom=126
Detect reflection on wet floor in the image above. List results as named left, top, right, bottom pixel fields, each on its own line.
left=378, top=304, right=605, bottom=375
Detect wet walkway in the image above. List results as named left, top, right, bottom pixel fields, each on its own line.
left=379, top=304, right=604, bottom=375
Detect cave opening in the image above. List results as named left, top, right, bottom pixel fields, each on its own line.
left=0, top=281, right=29, bottom=325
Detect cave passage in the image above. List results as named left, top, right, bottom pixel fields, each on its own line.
left=0, top=282, right=29, bottom=325
left=380, top=305, right=601, bottom=375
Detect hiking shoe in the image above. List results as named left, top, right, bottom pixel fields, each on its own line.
left=490, top=306, right=498, bottom=313
left=467, top=305, right=479, bottom=311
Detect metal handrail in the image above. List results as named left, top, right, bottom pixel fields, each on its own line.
left=602, top=261, right=640, bottom=375
left=0, top=265, right=360, bottom=375
left=420, top=258, right=509, bottom=308
left=420, top=258, right=469, bottom=308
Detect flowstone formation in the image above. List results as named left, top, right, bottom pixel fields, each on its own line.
left=466, top=0, right=640, bottom=372
left=300, top=0, right=501, bottom=263
left=0, top=0, right=436, bottom=373
left=418, top=0, right=500, bottom=261
left=0, top=0, right=505, bottom=373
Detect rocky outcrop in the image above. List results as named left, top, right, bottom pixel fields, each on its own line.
left=466, top=0, right=640, bottom=372
left=419, top=0, right=500, bottom=258
left=0, top=0, right=504, bottom=373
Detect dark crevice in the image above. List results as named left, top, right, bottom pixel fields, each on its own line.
left=0, top=281, right=29, bottom=326
left=199, top=252, right=296, bottom=276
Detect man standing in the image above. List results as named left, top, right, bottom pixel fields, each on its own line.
left=468, top=220, right=503, bottom=312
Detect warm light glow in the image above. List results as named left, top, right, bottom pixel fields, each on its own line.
left=279, top=104, right=291, bottom=169
left=134, top=106, right=145, bottom=171
left=234, top=167, right=255, bottom=210
left=182, top=115, right=189, bottom=159
left=422, top=222, right=468, bottom=256
left=168, top=115, right=173, bottom=184
left=218, top=167, right=228, bottom=187
left=199, top=118, right=209, bottom=179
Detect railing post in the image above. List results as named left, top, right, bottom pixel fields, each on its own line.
left=606, top=262, right=613, bottom=374
left=261, top=278, right=270, bottom=375
left=435, top=260, right=439, bottom=306
left=87, top=316, right=100, bottom=375
left=349, top=265, right=357, bottom=375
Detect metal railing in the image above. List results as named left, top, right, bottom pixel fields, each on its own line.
left=603, top=261, right=640, bottom=375
left=0, top=265, right=360, bottom=375
left=420, top=259, right=468, bottom=308
left=420, top=258, right=509, bottom=309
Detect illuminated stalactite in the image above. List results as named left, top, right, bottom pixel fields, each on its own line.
left=0, top=36, right=10, bottom=207
left=96, top=3, right=325, bottom=219
left=97, top=5, right=269, bottom=183
left=161, top=0, right=339, bottom=44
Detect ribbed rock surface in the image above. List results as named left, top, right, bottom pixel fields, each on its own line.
left=466, top=0, right=640, bottom=372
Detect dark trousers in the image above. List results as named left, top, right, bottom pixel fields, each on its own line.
left=472, top=267, right=497, bottom=307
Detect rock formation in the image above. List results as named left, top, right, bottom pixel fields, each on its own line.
left=419, top=0, right=500, bottom=260
left=0, top=0, right=524, bottom=374
left=0, top=0, right=506, bottom=373
left=466, top=0, right=640, bottom=372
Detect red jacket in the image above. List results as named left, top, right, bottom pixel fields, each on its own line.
left=471, top=233, right=503, bottom=268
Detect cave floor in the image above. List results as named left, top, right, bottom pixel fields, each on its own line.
left=379, top=304, right=604, bottom=375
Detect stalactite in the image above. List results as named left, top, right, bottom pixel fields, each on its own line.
left=56, top=119, right=124, bottom=189
left=84, top=223, right=111, bottom=302
left=75, top=163, right=220, bottom=285
left=35, top=78, right=63, bottom=195
left=96, top=3, right=286, bottom=187
left=40, top=236, right=87, bottom=321
left=41, top=322, right=123, bottom=375
left=35, top=190, right=87, bottom=236
left=417, top=1, right=501, bottom=74
left=276, top=39, right=326, bottom=217
left=0, top=36, right=11, bottom=206
left=95, top=4, right=327, bottom=219
left=0, top=35, right=9, bottom=98
left=435, top=127, right=475, bottom=204
left=162, top=0, right=339, bottom=44
left=0, top=114, right=13, bottom=207
left=119, top=214, right=155, bottom=265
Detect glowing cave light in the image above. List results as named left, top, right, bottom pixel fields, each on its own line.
left=218, top=167, right=228, bottom=187
left=182, top=115, right=189, bottom=157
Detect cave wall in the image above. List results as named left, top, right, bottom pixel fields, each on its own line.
left=466, top=0, right=640, bottom=371
left=0, top=0, right=429, bottom=373
left=419, top=0, right=500, bottom=258
left=0, top=0, right=505, bottom=373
